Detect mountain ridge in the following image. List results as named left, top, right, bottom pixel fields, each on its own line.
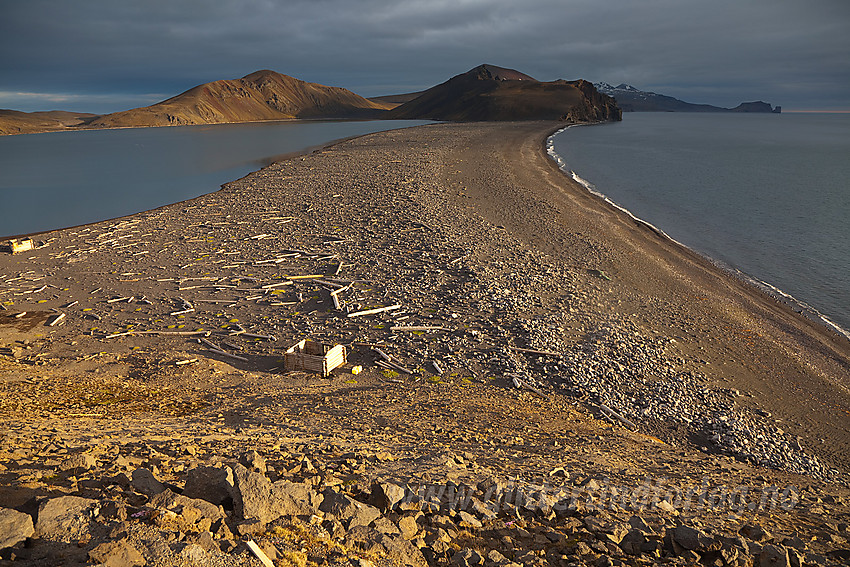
left=83, top=70, right=392, bottom=129
left=387, top=64, right=621, bottom=122
left=1, top=66, right=620, bottom=135
left=595, top=82, right=780, bottom=113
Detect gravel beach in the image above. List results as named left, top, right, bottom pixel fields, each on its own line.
left=1, top=121, right=849, bottom=566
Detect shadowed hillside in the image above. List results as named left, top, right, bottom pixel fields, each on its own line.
left=387, top=64, right=621, bottom=122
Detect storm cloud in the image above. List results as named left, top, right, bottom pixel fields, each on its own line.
left=1, top=0, right=848, bottom=112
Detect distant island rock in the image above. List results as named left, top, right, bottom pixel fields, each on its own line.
left=595, top=83, right=780, bottom=113
left=386, top=64, right=622, bottom=122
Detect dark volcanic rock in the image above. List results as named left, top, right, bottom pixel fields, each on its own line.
left=388, top=64, right=621, bottom=122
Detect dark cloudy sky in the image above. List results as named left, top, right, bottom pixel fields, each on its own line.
left=2, top=0, right=848, bottom=113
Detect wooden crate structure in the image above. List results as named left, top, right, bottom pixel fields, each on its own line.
left=284, top=340, right=346, bottom=377
left=2, top=239, right=34, bottom=254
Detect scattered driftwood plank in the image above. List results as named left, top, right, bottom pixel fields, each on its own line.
left=347, top=304, right=402, bottom=318
left=510, top=375, right=549, bottom=399
left=170, top=308, right=195, bottom=316
left=312, top=278, right=345, bottom=289
left=373, top=348, right=391, bottom=362
left=105, top=331, right=135, bottom=339
left=170, top=297, right=195, bottom=316
left=47, top=313, right=66, bottom=327
left=261, top=281, right=293, bottom=289
left=242, top=332, right=276, bottom=340
left=372, top=348, right=414, bottom=374
left=509, top=346, right=562, bottom=357
left=390, top=326, right=448, bottom=332
left=245, top=540, right=275, bottom=567
left=137, top=330, right=211, bottom=336
left=376, top=359, right=414, bottom=375
left=599, top=404, right=637, bottom=430
left=175, top=358, right=198, bottom=366
left=204, top=347, right=249, bottom=363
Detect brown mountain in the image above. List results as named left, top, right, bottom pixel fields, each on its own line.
left=0, top=109, right=96, bottom=136
left=85, top=70, right=393, bottom=129
left=386, top=64, right=621, bottom=122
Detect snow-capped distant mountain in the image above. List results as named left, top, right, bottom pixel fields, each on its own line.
left=593, top=83, right=780, bottom=113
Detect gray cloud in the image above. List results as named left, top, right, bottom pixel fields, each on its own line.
left=1, top=0, right=848, bottom=112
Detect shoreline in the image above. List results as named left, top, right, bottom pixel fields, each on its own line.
left=0, top=118, right=434, bottom=240
left=545, top=126, right=850, bottom=343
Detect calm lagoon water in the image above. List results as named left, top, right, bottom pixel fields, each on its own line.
left=0, top=119, right=430, bottom=238
left=549, top=112, right=850, bottom=336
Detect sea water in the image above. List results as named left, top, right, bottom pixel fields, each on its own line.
left=548, top=112, right=850, bottom=337
left=0, top=119, right=430, bottom=238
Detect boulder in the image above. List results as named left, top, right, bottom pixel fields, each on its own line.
left=130, top=468, right=166, bottom=497
left=228, top=464, right=322, bottom=525
left=228, top=463, right=276, bottom=524
left=239, top=450, right=267, bottom=473
left=271, top=479, right=323, bottom=516
left=760, top=544, right=791, bottom=567
left=88, top=539, right=146, bottom=567
left=453, top=548, right=484, bottom=567
left=670, top=525, right=711, bottom=551
left=382, top=534, right=428, bottom=567
left=0, top=507, right=34, bottom=549
left=741, top=523, right=773, bottom=543
left=148, top=489, right=225, bottom=523
left=180, top=543, right=208, bottom=562
left=35, top=496, right=97, bottom=542
left=60, top=452, right=97, bottom=472
left=182, top=466, right=234, bottom=506
left=371, top=481, right=407, bottom=511
left=320, top=488, right=381, bottom=529
left=398, top=515, right=420, bottom=540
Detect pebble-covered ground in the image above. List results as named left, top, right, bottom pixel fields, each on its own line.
left=1, top=121, right=849, bottom=566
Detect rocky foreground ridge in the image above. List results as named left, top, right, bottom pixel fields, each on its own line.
left=2, top=430, right=849, bottom=567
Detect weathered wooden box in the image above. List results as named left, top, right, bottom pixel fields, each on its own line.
left=284, top=340, right=346, bottom=377
left=2, top=239, right=34, bottom=254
